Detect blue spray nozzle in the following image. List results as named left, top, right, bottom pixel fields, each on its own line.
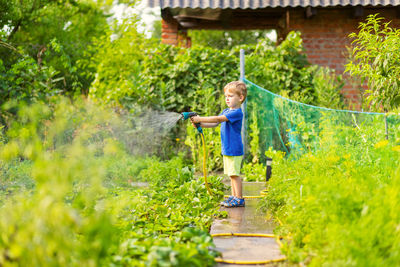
left=181, top=112, right=203, bottom=134
left=181, top=112, right=198, bottom=121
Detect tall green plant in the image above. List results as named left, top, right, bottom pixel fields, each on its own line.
left=346, top=14, right=400, bottom=111
left=313, top=67, right=345, bottom=109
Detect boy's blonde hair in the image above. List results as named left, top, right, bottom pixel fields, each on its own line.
left=224, top=81, right=247, bottom=103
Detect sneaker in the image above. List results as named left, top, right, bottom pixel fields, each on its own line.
left=220, top=195, right=234, bottom=206
left=223, top=197, right=245, bottom=208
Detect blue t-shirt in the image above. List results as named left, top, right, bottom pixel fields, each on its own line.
left=220, top=108, right=243, bottom=156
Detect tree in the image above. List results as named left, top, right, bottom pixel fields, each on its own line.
left=346, top=14, right=400, bottom=112
left=0, top=0, right=111, bottom=95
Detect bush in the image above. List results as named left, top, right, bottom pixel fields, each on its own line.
left=0, top=55, right=58, bottom=106
left=245, top=32, right=317, bottom=104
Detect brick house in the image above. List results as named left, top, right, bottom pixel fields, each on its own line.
left=148, top=0, right=400, bottom=104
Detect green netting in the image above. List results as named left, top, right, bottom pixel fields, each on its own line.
left=243, top=78, right=400, bottom=160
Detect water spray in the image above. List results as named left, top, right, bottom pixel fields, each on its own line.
left=181, top=112, right=211, bottom=195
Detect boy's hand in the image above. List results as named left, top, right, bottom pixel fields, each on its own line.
left=190, top=116, right=200, bottom=124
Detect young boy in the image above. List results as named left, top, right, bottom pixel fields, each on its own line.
left=191, top=81, right=247, bottom=208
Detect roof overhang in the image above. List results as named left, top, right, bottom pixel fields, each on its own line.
left=149, top=0, right=400, bottom=9
left=162, top=7, right=286, bottom=29
left=149, top=1, right=400, bottom=30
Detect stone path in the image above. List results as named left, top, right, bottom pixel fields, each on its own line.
left=210, top=182, right=285, bottom=266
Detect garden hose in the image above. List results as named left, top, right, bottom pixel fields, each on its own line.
left=212, top=233, right=276, bottom=238
left=223, top=189, right=268, bottom=199
left=197, top=129, right=286, bottom=264
left=200, top=132, right=212, bottom=195
left=211, top=233, right=287, bottom=265
left=224, top=195, right=262, bottom=199
left=183, top=112, right=269, bottom=197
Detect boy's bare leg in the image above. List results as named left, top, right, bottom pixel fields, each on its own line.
left=230, top=175, right=242, bottom=198
left=230, top=177, right=237, bottom=197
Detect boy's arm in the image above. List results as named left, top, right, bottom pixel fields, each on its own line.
left=191, top=115, right=228, bottom=124
left=200, top=122, right=219, bottom=128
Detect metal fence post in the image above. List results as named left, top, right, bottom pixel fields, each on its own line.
left=240, top=49, right=246, bottom=157
left=240, top=49, right=245, bottom=80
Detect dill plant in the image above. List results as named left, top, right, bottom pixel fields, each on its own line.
left=261, top=118, right=400, bottom=265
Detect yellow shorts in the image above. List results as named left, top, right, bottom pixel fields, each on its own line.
left=223, top=155, right=242, bottom=177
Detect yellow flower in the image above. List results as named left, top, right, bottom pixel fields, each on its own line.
left=302, top=234, right=311, bottom=244
left=392, top=146, right=400, bottom=152
left=176, top=138, right=180, bottom=142
left=327, top=155, right=340, bottom=163
left=374, top=140, right=389, bottom=149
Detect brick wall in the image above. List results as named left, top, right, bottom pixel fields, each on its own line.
left=161, top=19, right=191, bottom=47
left=286, top=8, right=400, bottom=107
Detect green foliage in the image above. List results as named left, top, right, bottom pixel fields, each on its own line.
left=0, top=160, right=34, bottom=203
left=89, top=35, right=237, bottom=111
left=248, top=108, right=261, bottom=162
left=189, top=29, right=275, bottom=50
left=346, top=14, right=400, bottom=111
left=0, top=98, right=120, bottom=266
left=114, top=228, right=217, bottom=266
left=241, top=106, right=267, bottom=181
left=313, top=67, right=345, bottom=109
left=110, top=164, right=224, bottom=266
left=102, top=155, right=155, bottom=187
left=87, top=20, right=147, bottom=105
left=139, top=156, right=193, bottom=188
left=0, top=54, right=58, bottom=106
left=150, top=19, right=162, bottom=40
left=0, top=99, right=224, bottom=266
left=185, top=123, right=223, bottom=172
left=242, top=162, right=265, bottom=182
left=260, top=120, right=400, bottom=265
left=138, top=45, right=237, bottom=112
left=245, top=32, right=317, bottom=104
left=244, top=31, right=345, bottom=108
left=1, top=0, right=110, bottom=95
